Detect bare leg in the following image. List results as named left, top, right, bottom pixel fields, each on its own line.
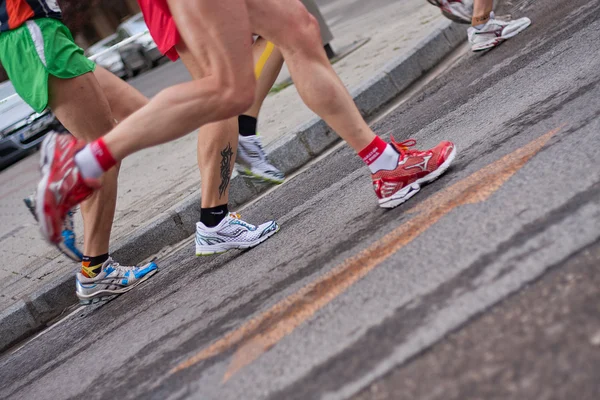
left=245, top=38, right=284, bottom=118
left=94, top=66, right=149, bottom=121
left=48, top=73, right=117, bottom=257
left=246, top=0, right=376, bottom=153
left=102, top=0, right=256, bottom=161
left=472, top=0, right=494, bottom=26
left=176, top=42, right=239, bottom=208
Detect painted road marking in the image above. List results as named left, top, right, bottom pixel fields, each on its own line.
left=169, top=127, right=562, bottom=382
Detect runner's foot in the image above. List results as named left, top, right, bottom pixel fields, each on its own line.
left=236, top=135, right=285, bottom=184
left=373, top=138, right=456, bottom=209
left=195, top=212, right=280, bottom=255
left=36, top=132, right=97, bottom=244
left=75, top=257, right=158, bottom=304
left=468, top=17, right=532, bottom=52
left=428, top=0, right=473, bottom=24
left=24, top=194, right=83, bottom=261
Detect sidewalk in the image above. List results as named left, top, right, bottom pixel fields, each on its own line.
left=0, top=0, right=467, bottom=351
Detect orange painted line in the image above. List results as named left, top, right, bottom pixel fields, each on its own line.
left=169, top=127, right=562, bottom=382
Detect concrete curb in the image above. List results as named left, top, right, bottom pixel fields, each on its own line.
left=0, top=20, right=467, bottom=354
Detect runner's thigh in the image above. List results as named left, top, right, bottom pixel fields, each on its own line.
left=245, top=0, right=318, bottom=50
left=166, top=0, right=254, bottom=80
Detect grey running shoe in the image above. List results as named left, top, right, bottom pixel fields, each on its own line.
left=236, top=135, right=285, bottom=184
left=24, top=194, right=83, bottom=261
left=468, top=17, right=532, bottom=51
left=195, top=212, right=279, bottom=256
left=75, top=257, right=158, bottom=304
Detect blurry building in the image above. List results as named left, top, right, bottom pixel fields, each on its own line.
left=72, top=0, right=141, bottom=48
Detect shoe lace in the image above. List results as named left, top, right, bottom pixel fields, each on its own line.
left=227, top=212, right=258, bottom=230
left=108, top=260, right=139, bottom=275
left=390, top=137, right=418, bottom=158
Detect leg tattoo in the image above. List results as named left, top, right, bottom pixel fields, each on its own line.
left=219, top=143, right=234, bottom=198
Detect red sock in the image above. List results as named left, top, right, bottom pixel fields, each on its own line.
left=358, top=136, right=388, bottom=165
left=90, top=138, right=117, bottom=171
left=358, top=136, right=399, bottom=173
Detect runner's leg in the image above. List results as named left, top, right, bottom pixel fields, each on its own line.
left=97, top=0, right=255, bottom=161
left=236, top=37, right=286, bottom=183
left=175, top=41, right=239, bottom=210
left=472, top=0, right=494, bottom=25
left=94, top=65, right=149, bottom=122
left=245, top=38, right=283, bottom=118
left=48, top=73, right=118, bottom=258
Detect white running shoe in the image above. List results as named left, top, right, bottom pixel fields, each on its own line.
left=428, top=0, right=473, bottom=24
left=195, top=212, right=280, bottom=256
left=468, top=17, right=532, bottom=52
left=75, top=257, right=158, bottom=304
left=236, top=135, right=285, bottom=184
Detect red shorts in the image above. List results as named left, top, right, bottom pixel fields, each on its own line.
left=137, top=0, right=180, bottom=61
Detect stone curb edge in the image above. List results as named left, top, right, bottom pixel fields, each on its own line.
left=0, top=20, right=467, bottom=354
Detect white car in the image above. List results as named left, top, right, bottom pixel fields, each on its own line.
left=86, top=34, right=129, bottom=79
left=116, top=13, right=164, bottom=75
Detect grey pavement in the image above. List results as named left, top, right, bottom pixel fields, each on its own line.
left=0, top=0, right=464, bottom=350
left=352, top=239, right=600, bottom=400
left=1, top=0, right=598, bottom=398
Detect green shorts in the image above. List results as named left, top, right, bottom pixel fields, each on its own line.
left=0, top=18, right=96, bottom=113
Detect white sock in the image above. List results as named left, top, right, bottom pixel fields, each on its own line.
left=74, top=144, right=104, bottom=179
left=369, top=144, right=399, bottom=173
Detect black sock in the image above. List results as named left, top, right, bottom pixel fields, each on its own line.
left=238, top=115, right=257, bottom=137
left=81, top=253, right=109, bottom=277
left=200, top=204, right=229, bottom=227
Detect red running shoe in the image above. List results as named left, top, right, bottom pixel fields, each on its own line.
left=36, top=133, right=98, bottom=243
left=372, top=138, right=456, bottom=209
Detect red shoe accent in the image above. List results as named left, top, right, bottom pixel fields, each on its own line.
left=372, top=137, right=456, bottom=208
left=37, top=133, right=98, bottom=243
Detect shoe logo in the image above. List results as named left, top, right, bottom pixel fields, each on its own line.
left=219, top=228, right=247, bottom=238
left=48, top=167, right=78, bottom=205
left=404, top=155, right=431, bottom=172
left=381, top=182, right=400, bottom=198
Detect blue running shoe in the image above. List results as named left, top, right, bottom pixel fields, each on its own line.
left=75, top=257, right=158, bottom=305
left=24, top=194, right=83, bottom=261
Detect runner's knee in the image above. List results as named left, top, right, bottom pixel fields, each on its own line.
left=282, top=5, right=322, bottom=52
left=216, top=73, right=256, bottom=117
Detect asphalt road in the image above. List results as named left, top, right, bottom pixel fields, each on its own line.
left=1, top=0, right=599, bottom=399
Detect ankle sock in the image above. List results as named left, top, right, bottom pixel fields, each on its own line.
left=238, top=115, right=257, bottom=137
left=81, top=253, right=109, bottom=278
left=358, top=136, right=400, bottom=173
left=75, top=138, right=117, bottom=179
left=200, top=204, right=229, bottom=228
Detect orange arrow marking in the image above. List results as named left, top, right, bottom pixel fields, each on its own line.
left=170, top=127, right=562, bottom=382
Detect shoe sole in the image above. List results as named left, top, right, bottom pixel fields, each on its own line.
left=35, top=134, right=56, bottom=243
left=442, top=10, right=471, bottom=24
left=25, top=196, right=83, bottom=261
left=378, top=146, right=457, bottom=209
left=57, top=239, right=84, bottom=262
left=77, top=266, right=159, bottom=305
left=472, top=20, right=532, bottom=52
left=196, top=222, right=280, bottom=256
left=237, top=167, right=285, bottom=185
